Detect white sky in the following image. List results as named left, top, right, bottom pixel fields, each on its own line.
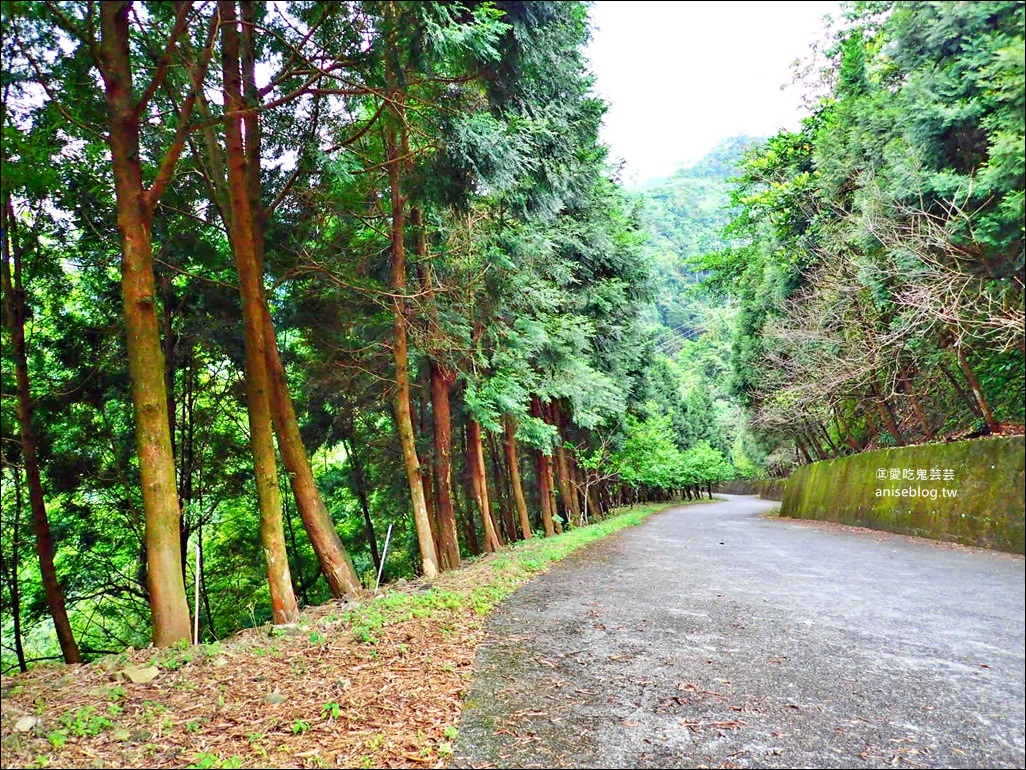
left=586, top=1, right=842, bottom=185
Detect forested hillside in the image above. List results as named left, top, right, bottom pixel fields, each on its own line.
left=635, top=136, right=769, bottom=479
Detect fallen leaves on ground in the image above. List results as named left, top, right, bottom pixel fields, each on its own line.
left=0, top=559, right=508, bottom=770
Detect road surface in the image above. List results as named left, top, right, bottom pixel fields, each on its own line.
left=454, top=495, right=1025, bottom=768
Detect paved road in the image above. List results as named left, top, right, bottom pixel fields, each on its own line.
left=454, top=495, right=1026, bottom=769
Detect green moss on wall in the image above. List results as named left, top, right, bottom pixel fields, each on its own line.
left=781, top=436, right=1025, bottom=554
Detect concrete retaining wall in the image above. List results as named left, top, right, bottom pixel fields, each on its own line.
left=780, top=436, right=1025, bottom=554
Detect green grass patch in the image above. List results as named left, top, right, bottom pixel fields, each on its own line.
left=345, top=500, right=693, bottom=641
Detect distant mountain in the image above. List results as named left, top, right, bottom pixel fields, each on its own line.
left=641, top=136, right=758, bottom=339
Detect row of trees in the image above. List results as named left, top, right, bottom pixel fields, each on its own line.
left=706, top=1, right=1025, bottom=466
left=1, top=1, right=734, bottom=669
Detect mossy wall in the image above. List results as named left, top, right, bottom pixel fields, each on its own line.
left=780, top=436, right=1025, bottom=554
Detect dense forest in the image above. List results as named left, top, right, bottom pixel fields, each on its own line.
left=0, top=0, right=735, bottom=669
left=705, top=1, right=1025, bottom=467
left=1, top=0, right=1023, bottom=675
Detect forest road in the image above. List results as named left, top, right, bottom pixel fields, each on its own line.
left=453, top=494, right=1025, bottom=769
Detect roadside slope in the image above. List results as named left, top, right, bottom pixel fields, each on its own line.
left=0, top=502, right=682, bottom=770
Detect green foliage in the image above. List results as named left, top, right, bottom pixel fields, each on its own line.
left=0, top=0, right=717, bottom=672
left=705, top=1, right=1025, bottom=467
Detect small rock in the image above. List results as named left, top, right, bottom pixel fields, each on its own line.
left=116, top=665, right=160, bottom=684
left=272, top=623, right=301, bottom=637
left=211, top=656, right=229, bottom=668
left=14, top=715, right=41, bottom=733
left=395, top=578, right=409, bottom=587
left=264, top=692, right=288, bottom=705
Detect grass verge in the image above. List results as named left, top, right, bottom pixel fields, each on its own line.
left=346, top=500, right=691, bottom=637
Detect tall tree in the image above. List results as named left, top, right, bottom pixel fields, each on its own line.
left=219, top=0, right=298, bottom=623
left=2, top=199, right=80, bottom=663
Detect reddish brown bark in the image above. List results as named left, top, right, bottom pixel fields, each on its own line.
left=221, top=0, right=298, bottom=623
left=534, top=451, right=556, bottom=536
left=547, top=402, right=579, bottom=525
left=429, top=360, right=462, bottom=569
left=2, top=200, right=81, bottom=664
left=530, top=396, right=557, bottom=536
left=385, top=115, right=439, bottom=578
left=457, top=457, right=481, bottom=556
left=503, top=417, right=533, bottom=540
left=192, top=12, right=361, bottom=599
left=487, top=431, right=517, bottom=542
left=99, top=1, right=192, bottom=646
left=872, top=383, right=906, bottom=447
left=264, top=309, right=361, bottom=596
left=795, top=435, right=813, bottom=465
left=467, top=419, right=501, bottom=552
left=421, top=458, right=440, bottom=549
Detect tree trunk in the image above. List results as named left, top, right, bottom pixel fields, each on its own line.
left=869, top=381, right=905, bottom=446
left=428, top=360, right=461, bottom=569
left=213, top=0, right=362, bottom=599
left=795, top=434, right=813, bottom=464
left=100, top=2, right=191, bottom=646
left=263, top=309, right=361, bottom=596
left=956, top=338, right=1000, bottom=432
left=281, top=493, right=310, bottom=606
left=385, top=118, right=439, bottom=579
left=199, top=520, right=217, bottom=641
left=421, top=455, right=440, bottom=549
left=530, top=396, right=556, bottom=535
left=2, top=201, right=81, bottom=665
left=487, top=431, right=517, bottom=542
left=221, top=0, right=298, bottom=624
left=547, top=458, right=563, bottom=534
left=503, top=417, right=532, bottom=540
left=939, top=358, right=983, bottom=417
left=587, top=483, right=601, bottom=522
left=534, top=451, right=556, bottom=536
left=549, top=403, right=580, bottom=526
left=3, top=471, right=27, bottom=671
left=900, top=368, right=935, bottom=440
left=834, top=407, right=861, bottom=452
left=467, top=419, right=501, bottom=552
left=816, top=420, right=839, bottom=457
left=456, top=443, right=481, bottom=556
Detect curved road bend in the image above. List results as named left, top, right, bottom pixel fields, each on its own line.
left=454, top=494, right=1025, bottom=769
